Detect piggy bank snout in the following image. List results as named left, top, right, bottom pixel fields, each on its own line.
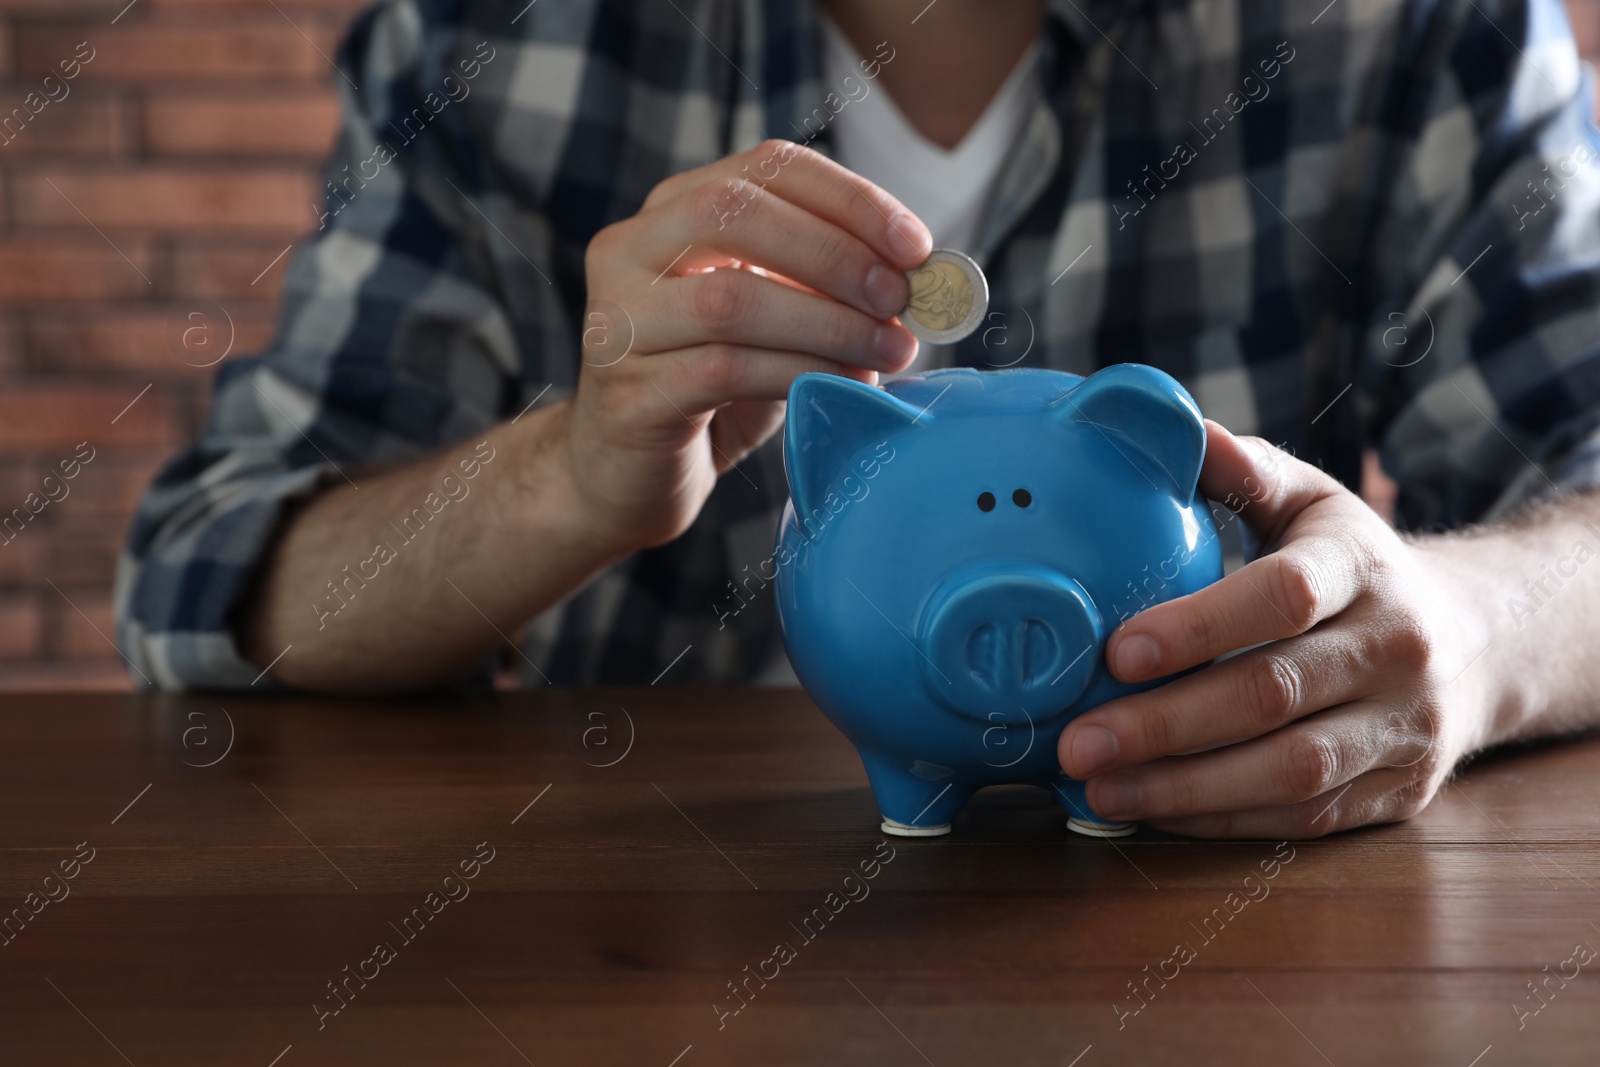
left=919, top=566, right=1104, bottom=724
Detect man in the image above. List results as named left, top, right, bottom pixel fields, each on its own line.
left=117, top=0, right=1600, bottom=838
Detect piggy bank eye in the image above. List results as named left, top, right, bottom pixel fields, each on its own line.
left=1013, top=488, right=1032, bottom=508
left=977, top=491, right=996, bottom=512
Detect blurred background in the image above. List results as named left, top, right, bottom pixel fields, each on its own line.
left=0, top=0, right=1597, bottom=690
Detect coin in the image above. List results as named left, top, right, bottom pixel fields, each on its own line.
left=901, top=248, right=988, bottom=345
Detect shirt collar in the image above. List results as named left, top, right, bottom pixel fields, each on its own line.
left=757, top=1, right=1076, bottom=142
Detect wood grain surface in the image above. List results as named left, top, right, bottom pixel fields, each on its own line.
left=1, top=689, right=1596, bottom=1065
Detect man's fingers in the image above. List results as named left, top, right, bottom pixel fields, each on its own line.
left=1059, top=626, right=1375, bottom=777
left=633, top=268, right=917, bottom=371
left=1144, top=765, right=1436, bottom=840
left=1107, top=537, right=1368, bottom=682
left=1081, top=701, right=1395, bottom=823
left=717, top=140, right=933, bottom=268
left=1105, top=422, right=1372, bottom=682
left=645, top=139, right=932, bottom=269
left=1197, top=420, right=1343, bottom=549
left=644, top=174, right=918, bottom=319
left=597, top=141, right=934, bottom=371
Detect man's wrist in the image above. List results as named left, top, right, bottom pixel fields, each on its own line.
left=505, top=398, right=641, bottom=566
left=1408, top=518, right=1579, bottom=751
left=1406, top=532, right=1519, bottom=753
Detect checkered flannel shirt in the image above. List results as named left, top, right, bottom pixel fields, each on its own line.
left=116, top=0, right=1600, bottom=689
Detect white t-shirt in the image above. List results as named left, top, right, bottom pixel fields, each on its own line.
left=751, top=18, right=1041, bottom=686
left=822, top=15, right=1041, bottom=257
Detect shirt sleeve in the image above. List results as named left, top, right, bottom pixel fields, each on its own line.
left=114, top=3, right=543, bottom=688
left=1341, top=0, right=1600, bottom=530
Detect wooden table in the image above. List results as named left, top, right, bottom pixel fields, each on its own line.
left=2, top=690, right=1597, bottom=1065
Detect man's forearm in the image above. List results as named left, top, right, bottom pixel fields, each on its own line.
left=240, top=401, right=624, bottom=691
left=1417, top=489, right=1600, bottom=748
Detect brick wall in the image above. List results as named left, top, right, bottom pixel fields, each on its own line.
left=0, top=0, right=364, bottom=689
left=0, top=0, right=1596, bottom=690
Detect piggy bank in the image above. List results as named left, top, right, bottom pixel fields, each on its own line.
left=773, top=364, right=1224, bottom=837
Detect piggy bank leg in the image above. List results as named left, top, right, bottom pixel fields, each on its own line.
left=859, top=749, right=971, bottom=837
left=1051, top=776, right=1138, bottom=838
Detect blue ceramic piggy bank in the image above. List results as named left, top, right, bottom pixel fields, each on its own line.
left=774, top=364, right=1224, bottom=838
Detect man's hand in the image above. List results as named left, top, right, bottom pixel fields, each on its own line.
left=239, top=140, right=929, bottom=692
left=566, top=139, right=931, bottom=554
left=1056, top=421, right=1498, bottom=839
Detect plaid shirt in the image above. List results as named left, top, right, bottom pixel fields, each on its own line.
left=117, top=0, right=1600, bottom=690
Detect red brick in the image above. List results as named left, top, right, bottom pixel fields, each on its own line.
left=18, top=23, right=345, bottom=82
left=43, top=448, right=166, bottom=522
left=172, top=238, right=304, bottom=298
left=0, top=594, right=42, bottom=659
left=50, top=586, right=117, bottom=660
left=13, top=168, right=318, bottom=231
left=0, top=94, right=138, bottom=157
left=0, top=457, right=40, bottom=501
left=145, top=90, right=339, bottom=157
left=0, top=0, right=380, bottom=691
left=25, top=303, right=278, bottom=375
left=0, top=1, right=115, bottom=10
left=46, top=514, right=123, bottom=586
left=0, top=524, right=45, bottom=583
left=0, top=451, right=163, bottom=588
left=0, top=236, right=156, bottom=302
left=0, top=385, right=174, bottom=448
left=0, top=312, right=20, bottom=372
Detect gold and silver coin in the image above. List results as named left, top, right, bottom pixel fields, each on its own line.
left=900, top=248, right=988, bottom=345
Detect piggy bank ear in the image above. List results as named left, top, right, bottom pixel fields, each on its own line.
left=1054, top=363, right=1207, bottom=496
left=784, top=373, right=922, bottom=522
